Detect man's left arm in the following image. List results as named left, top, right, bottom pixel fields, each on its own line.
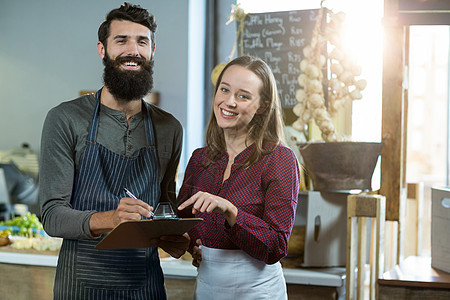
left=155, top=116, right=188, bottom=256
left=158, top=120, right=183, bottom=207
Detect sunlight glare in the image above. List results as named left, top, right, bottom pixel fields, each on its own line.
left=238, top=0, right=384, bottom=143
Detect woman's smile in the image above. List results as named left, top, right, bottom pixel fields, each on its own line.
left=220, top=108, right=237, bottom=117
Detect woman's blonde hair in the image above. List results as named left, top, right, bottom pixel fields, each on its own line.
left=205, top=55, right=285, bottom=167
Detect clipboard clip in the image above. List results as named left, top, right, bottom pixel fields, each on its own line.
left=153, top=202, right=178, bottom=220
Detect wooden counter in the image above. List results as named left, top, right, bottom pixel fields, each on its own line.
left=0, top=246, right=346, bottom=299
left=378, top=256, right=450, bottom=299
left=0, top=246, right=57, bottom=300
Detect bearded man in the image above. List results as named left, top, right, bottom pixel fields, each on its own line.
left=39, top=3, right=187, bottom=299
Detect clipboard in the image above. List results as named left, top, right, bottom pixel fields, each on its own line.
left=95, top=218, right=202, bottom=250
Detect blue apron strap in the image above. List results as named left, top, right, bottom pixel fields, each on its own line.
left=87, top=89, right=102, bottom=142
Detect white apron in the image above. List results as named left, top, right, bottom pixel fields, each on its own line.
left=194, top=246, right=287, bottom=300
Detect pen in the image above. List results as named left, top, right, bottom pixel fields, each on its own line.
left=124, top=187, right=138, bottom=199
left=123, top=188, right=154, bottom=218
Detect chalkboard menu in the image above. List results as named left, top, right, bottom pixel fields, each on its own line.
left=240, top=9, right=321, bottom=123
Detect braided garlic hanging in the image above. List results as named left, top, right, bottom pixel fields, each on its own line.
left=292, top=7, right=367, bottom=142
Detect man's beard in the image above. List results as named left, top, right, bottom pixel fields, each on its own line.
left=102, top=53, right=154, bottom=102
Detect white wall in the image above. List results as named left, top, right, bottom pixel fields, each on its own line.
left=0, top=0, right=195, bottom=167
left=186, top=0, right=206, bottom=165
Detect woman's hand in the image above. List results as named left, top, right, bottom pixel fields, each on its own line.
left=192, top=239, right=202, bottom=268
left=155, top=233, right=190, bottom=259
left=178, top=191, right=238, bottom=226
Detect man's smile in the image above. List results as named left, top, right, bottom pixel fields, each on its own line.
left=122, top=60, right=140, bottom=70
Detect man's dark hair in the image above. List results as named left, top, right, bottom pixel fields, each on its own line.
left=98, top=2, right=157, bottom=49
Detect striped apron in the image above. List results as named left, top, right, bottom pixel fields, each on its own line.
left=194, top=246, right=287, bottom=300
left=53, top=89, right=166, bottom=300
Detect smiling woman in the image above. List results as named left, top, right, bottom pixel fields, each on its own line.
left=177, top=56, right=300, bottom=299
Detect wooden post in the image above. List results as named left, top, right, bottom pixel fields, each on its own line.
left=404, top=182, right=424, bottom=256
left=374, top=196, right=386, bottom=299
left=347, top=194, right=386, bottom=300
left=357, top=217, right=367, bottom=299
left=381, top=0, right=407, bottom=222
left=347, top=210, right=358, bottom=300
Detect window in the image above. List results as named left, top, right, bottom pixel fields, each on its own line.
left=407, top=26, right=449, bottom=255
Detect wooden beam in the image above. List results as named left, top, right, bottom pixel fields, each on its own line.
left=380, top=0, right=407, bottom=221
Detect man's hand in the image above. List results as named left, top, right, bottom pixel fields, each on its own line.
left=90, top=197, right=153, bottom=237
left=154, top=233, right=190, bottom=259
left=112, top=197, right=153, bottom=226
